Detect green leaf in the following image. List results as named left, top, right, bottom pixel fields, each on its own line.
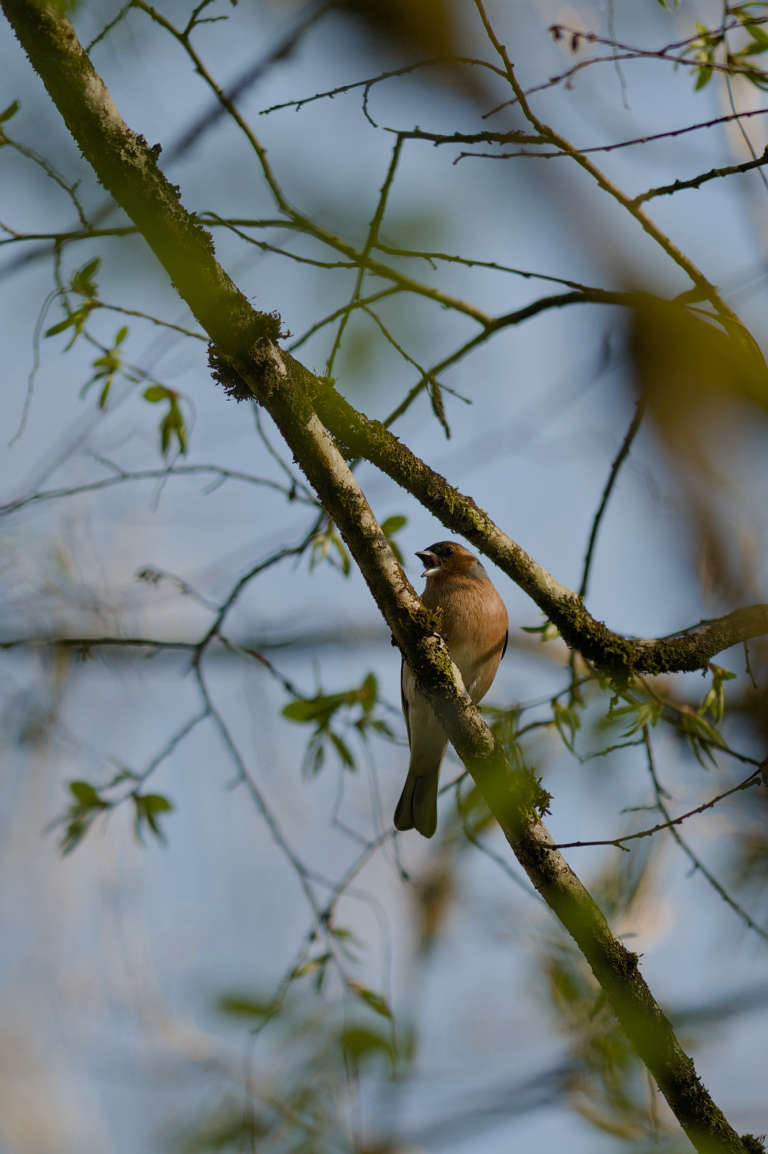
left=133, top=792, right=173, bottom=844
left=290, top=952, right=330, bottom=981
left=349, top=983, right=392, bottom=1019
left=160, top=415, right=172, bottom=455
left=329, top=731, right=355, bottom=769
left=71, top=256, right=101, bottom=297
left=309, top=740, right=325, bottom=776
left=606, top=698, right=661, bottom=736
left=45, top=307, right=89, bottom=338
left=329, top=925, right=361, bottom=961
left=694, top=64, right=713, bottom=90
left=389, top=539, right=405, bottom=566
left=144, top=810, right=162, bottom=839
left=217, top=993, right=274, bottom=1019
left=330, top=925, right=361, bottom=950
left=746, top=23, right=768, bottom=48
left=330, top=532, right=351, bottom=576
left=380, top=515, right=407, bottom=566
left=115, top=325, right=129, bottom=345
left=61, top=817, right=87, bottom=855
left=310, top=524, right=352, bottom=576
left=521, top=619, right=559, bottom=642
left=282, top=698, right=319, bottom=722
left=360, top=671, right=377, bottom=715
left=141, top=792, right=173, bottom=813
left=69, top=779, right=107, bottom=808
left=710, top=664, right=736, bottom=682
left=330, top=926, right=358, bottom=942
left=682, top=710, right=726, bottom=750
left=0, top=100, right=19, bottom=124
left=381, top=514, right=407, bottom=536
left=44, top=316, right=74, bottom=338
left=282, top=691, right=349, bottom=724
left=339, top=1025, right=395, bottom=1068
left=143, top=385, right=169, bottom=403
left=92, top=351, right=118, bottom=373
left=154, top=397, right=187, bottom=458
left=741, top=40, right=768, bottom=57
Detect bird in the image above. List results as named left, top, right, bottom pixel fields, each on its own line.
left=395, top=541, right=508, bottom=838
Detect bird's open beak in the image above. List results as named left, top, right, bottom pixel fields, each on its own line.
left=416, top=550, right=440, bottom=577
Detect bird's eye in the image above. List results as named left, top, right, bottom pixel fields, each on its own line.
left=443, top=545, right=453, bottom=556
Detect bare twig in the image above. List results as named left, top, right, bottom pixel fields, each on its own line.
left=633, top=147, right=768, bottom=206
left=0, top=464, right=315, bottom=517
left=578, top=401, right=645, bottom=601
left=547, top=765, right=763, bottom=852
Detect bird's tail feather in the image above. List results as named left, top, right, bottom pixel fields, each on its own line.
left=394, top=770, right=439, bottom=838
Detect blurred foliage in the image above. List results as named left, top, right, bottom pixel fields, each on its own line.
left=631, top=297, right=768, bottom=473
left=177, top=976, right=404, bottom=1153
left=630, top=295, right=768, bottom=602
left=341, top=0, right=458, bottom=64
left=537, top=847, right=668, bottom=1144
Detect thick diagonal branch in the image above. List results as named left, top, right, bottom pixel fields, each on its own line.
left=1, top=4, right=754, bottom=1150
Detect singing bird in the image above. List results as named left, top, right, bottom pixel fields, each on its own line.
left=395, top=541, right=508, bottom=838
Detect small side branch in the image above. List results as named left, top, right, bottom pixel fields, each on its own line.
left=634, top=147, right=768, bottom=206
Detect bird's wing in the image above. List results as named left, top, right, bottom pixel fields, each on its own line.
left=400, top=657, right=411, bottom=745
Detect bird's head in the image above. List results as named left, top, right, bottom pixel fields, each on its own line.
left=415, top=541, right=485, bottom=580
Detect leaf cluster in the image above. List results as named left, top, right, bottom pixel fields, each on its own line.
left=193, top=956, right=403, bottom=1152
left=45, top=256, right=101, bottom=348
left=56, top=772, right=174, bottom=854
left=680, top=6, right=768, bottom=91
left=281, top=671, right=394, bottom=776
left=143, top=384, right=188, bottom=456
left=80, top=325, right=129, bottom=409
left=309, top=513, right=407, bottom=576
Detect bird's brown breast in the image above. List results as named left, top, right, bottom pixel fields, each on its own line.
left=422, top=574, right=508, bottom=699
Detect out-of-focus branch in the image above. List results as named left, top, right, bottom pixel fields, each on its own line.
left=0, top=463, right=317, bottom=517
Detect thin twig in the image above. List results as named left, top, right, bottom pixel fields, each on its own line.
left=578, top=400, right=645, bottom=601
left=633, top=147, right=768, bottom=206
left=641, top=727, right=768, bottom=943
left=547, top=765, right=763, bottom=852
left=0, top=464, right=314, bottom=517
